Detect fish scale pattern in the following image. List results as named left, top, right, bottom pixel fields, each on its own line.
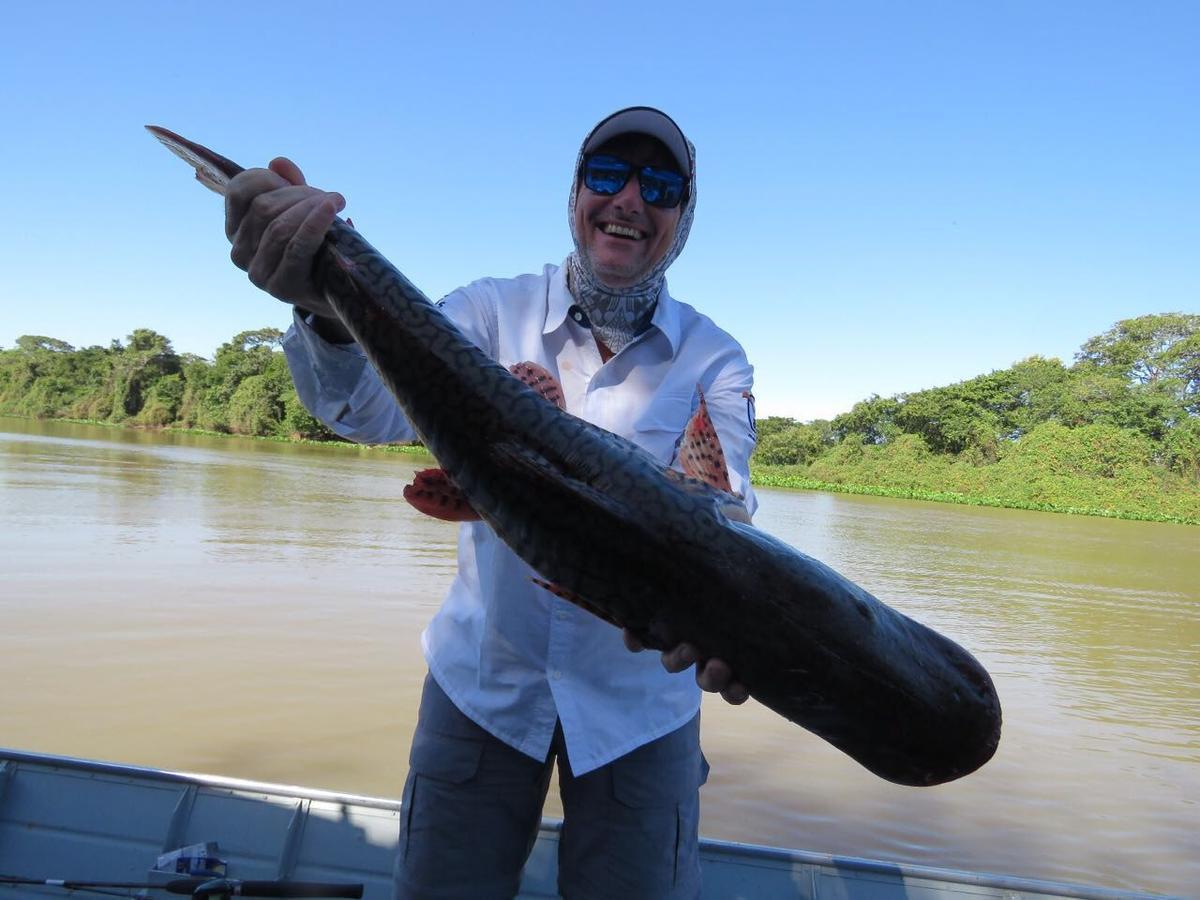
left=152, top=126, right=1002, bottom=787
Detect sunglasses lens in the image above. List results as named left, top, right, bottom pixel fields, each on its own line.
left=638, top=167, right=685, bottom=208
left=583, top=154, right=685, bottom=208
left=584, top=155, right=631, bottom=195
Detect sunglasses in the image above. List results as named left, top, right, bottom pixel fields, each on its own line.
left=582, top=154, right=686, bottom=209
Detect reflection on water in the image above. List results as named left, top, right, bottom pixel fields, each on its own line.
left=1, top=417, right=1196, bottom=896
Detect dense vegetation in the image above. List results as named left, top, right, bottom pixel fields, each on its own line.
left=2, top=314, right=1197, bottom=523
left=0, top=328, right=333, bottom=440
left=753, top=313, right=1199, bottom=523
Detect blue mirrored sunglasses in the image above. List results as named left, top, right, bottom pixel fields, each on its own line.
left=582, top=154, right=686, bottom=209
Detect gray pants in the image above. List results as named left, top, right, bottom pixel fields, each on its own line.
left=394, top=674, right=707, bottom=900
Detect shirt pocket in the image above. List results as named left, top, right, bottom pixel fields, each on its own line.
left=629, top=390, right=695, bottom=464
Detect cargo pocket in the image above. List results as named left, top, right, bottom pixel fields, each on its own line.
left=409, top=728, right=485, bottom=782
left=610, top=755, right=698, bottom=807
left=400, top=729, right=485, bottom=864
left=608, top=749, right=709, bottom=891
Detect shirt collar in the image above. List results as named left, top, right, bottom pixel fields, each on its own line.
left=544, top=259, right=683, bottom=356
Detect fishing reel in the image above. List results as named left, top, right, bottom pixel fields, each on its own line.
left=2, top=841, right=363, bottom=899
left=152, top=843, right=362, bottom=898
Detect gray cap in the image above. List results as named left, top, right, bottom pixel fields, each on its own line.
left=582, top=106, right=691, bottom=177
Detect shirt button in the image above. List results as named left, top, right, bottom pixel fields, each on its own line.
left=556, top=609, right=568, bottom=621
left=552, top=670, right=563, bottom=680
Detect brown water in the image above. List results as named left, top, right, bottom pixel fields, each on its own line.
left=1, top=417, right=1196, bottom=896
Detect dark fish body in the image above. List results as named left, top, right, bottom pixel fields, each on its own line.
left=150, top=127, right=1001, bottom=786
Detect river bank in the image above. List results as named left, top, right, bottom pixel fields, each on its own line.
left=9, top=414, right=1197, bottom=526
left=751, top=469, right=1200, bottom=525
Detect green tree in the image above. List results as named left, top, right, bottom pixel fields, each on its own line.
left=972, top=356, right=1072, bottom=439
left=1046, top=370, right=1183, bottom=442
left=1076, top=313, right=1200, bottom=413
left=107, top=329, right=182, bottom=420
left=16, top=336, right=75, bottom=353
left=66, top=346, right=117, bottom=419
left=831, top=395, right=901, bottom=445
left=197, top=329, right=283, bottom=431
left=234, top=327, right=285, bottom=350
left=754, top=420, right=833, bottom=466
left=893, top=388, right=999, bottom=458
left=280, top=390, right=332, bottom=440
left=755, top=416, right=801, bottom=441
left=1163, top=416, right=1200, bottom=480
left=2, top=336, right=113, bottom=418
left=173, top=354, right=213, bottom=427
left=136, top=373, right=185, bottom=426
left=228, top=373, right=280, bottom=434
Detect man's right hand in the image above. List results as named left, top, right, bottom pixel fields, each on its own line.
left=225, top=157, right=347, bottom=326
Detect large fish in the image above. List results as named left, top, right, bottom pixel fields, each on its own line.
left=148, top=126, right=1001, bottom=786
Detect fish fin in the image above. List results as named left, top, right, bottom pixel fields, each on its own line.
left=720, top=495, right=753, bottom=525
left=488, top=439, right=665, bottom=555
left=531, top=578, right=623, bottom=628
left=508, top=361, right=566, bottom=410
left=402, top=468, right=481, bottom=522
left=489, top=441, right=627, bottom=515
left=663, top=469, right=752, bottom=525
left=679, top=386, right=733, bottom=493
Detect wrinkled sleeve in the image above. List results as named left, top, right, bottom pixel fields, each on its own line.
left=281, top=288, right=494, bottom=445
left=704, top=354, right=759, bottom=519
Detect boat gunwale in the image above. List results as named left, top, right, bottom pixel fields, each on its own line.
left=0, top=747, right=1172, bottom=900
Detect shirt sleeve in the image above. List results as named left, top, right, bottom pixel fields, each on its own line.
left=281, top=288, right=496, bottom=445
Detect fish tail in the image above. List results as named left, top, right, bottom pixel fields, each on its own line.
left=145, top=125, right=244, bottom=195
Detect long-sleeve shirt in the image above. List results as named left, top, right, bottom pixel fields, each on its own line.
left=282, top=260, right=758, bottom=775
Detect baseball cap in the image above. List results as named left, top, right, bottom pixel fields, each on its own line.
left=581, top=106, right=691, bottom=178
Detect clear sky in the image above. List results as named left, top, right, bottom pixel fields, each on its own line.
left=3, top=1, right=1196, bottom=420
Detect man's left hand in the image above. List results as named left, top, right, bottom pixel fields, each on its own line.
left=623, top=631, right=750, bottom=705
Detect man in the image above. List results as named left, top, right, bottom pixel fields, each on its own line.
left=225, top=107, right=758, bottom=899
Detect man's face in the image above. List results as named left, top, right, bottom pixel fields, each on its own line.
left=573, top=133, right=684, bottom=289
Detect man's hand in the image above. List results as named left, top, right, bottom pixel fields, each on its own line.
left=225, top=157, right=349, bottom=334
left=623, top=630, right=750, bottom=705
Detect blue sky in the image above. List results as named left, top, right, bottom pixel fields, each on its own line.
left=3, top=1, right=1196, bottom=420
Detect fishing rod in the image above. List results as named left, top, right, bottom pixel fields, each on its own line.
left=0, top=876, right=363, bottom=898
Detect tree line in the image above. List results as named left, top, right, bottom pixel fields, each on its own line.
left=1, top=313, right=1197, bottom=522
left=0, top=327, right=332, bottom=440
left=753, top=313, right=1198, bottom=522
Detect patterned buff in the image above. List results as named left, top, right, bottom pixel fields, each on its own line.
left=566, top=133, right=697, bottom=354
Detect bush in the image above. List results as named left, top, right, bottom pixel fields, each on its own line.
left=136, top=374, right=185, bottom=427
left=753, top=420, right=832, bottom=466
left=228, top=374, right=284, bottom=436
left=1163, top=417, right=1200, bottom=480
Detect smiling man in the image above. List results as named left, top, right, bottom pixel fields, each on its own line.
left=224, top=106, right=759, bottom=899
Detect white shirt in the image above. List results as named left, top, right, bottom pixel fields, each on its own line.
left=283, top=260, right=758, bottom=775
